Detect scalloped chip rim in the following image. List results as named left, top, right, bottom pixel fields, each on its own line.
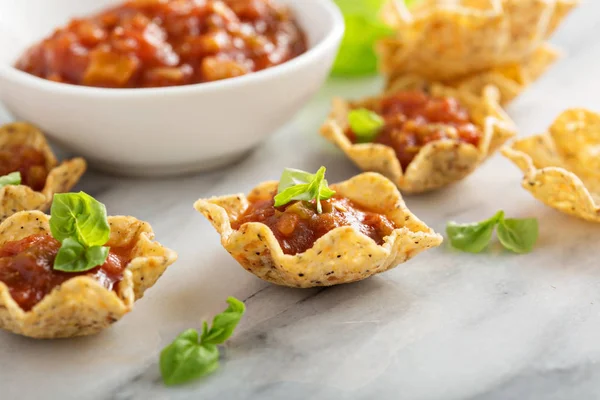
left=452, top=43, right=562, bottom=104
left=194, top=172, right=443, bottom=288
left=378, top=0, right=579, bottom=85
left=0, top=211, right=178, bottom=339
left=320, top=76, right=516, bottom=194
left=502, top=108, right=600, bottom=222
left=0, top=122, right=87, bottom=223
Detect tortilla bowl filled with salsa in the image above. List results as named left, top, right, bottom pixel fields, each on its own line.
left=195, top=169, right=443, bottom=288
left=0, top=122, right=86, bottom=222
left=320, top=75, right=516, bottom=194
left=502, top=109, right=600, bottom=223
left=0, top=193, right=177, bottom=339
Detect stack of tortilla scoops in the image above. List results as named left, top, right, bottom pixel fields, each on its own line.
left=323, top=0, right=599, bottom=222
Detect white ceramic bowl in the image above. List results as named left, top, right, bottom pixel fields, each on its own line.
left=0, top=0, right=344, bottom=177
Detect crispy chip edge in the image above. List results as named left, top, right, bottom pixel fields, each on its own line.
left=502, top=130, right=600, bottom=223
left=0, top=123, right=87, bottom=221
left=194, top=172, right=443, bottom=288
left=0, top=211, right=178, bottom=338
left=320, top=77, right=516, bottom=193
left=377, top=0, right=578, bottom=84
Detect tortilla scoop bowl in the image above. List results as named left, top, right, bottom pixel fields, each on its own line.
left=0, top=0, right=344, bottom=177
left=0, top=211, right=177, bottom=339
left=0, top=122, right=86, bottom=223
left=377, top=0, right=579, bottom=84
left=320, top=76, right=516, bottom=194
left=502, top=109, right=600, bottom=223
left=194, top=172, right=443, bottom=288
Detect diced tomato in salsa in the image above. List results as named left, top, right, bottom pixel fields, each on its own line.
left=0, top=234, right=130, bottom=311
left=346, top=90, right=482, bottom=170
left=0, top=146, right=49, bottom=191
left=232, top=194, right=396, bottom=255
left=15, top=0, right=307, bottom=88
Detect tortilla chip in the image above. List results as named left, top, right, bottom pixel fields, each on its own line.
left=454, top=43, right=561, bottom=103
left=378, top=0, right=578, bottom=102
left=195, top=173, right=443, bottom=288
left=0, top=123, right=87, bottom=222
left=0, top=211, right=177, bottom=339
left=502, top=109, right=600, bottom=222
left=320, top=76, right=516, bottom=194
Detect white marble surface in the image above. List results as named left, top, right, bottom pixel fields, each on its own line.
left=1, top=3, right=600, bottom=400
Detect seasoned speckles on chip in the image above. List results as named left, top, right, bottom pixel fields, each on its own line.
left=0, top=211, right=178, bottom=339
left=195, top=173, right=443, bottom=288
left=502, top=109, right=600, bottom=222
left=378, top=0, right=578, bottom=103
left=0, top=123, right=87, bottom=223
left=320, top=76, right=516, bottom=194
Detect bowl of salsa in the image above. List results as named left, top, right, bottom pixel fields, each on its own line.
left=0, top=0, right=344, bottom=176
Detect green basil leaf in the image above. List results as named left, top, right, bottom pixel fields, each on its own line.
left=497, top=217, right=539, bottom=254
left=53, top=238, right=109, bottom=272
left=0, top=172, right=21, bottom=188
left=332, top=0, right=395, bottom=76
left=201, top=297, right=246, bottom=346
left=50, top=192, right=110, bottom=247
left=332, top=0, right=422, bottom=76
left=307, top=166, right=335, bottom=213
left=277, top=168, right=315, bottom=193
left=334, top=0, right=384, bottom=19
left=319, top=179, right=337, bottom=202
left=348, top=108, right=385, bottom=143
left=273, top=167, right=335, bottom=212
left=54, top=238, right=86, bottom=272
left=446, top=211, right=504, bottom=253
left=274, top=183, right=313, bottom=207
left=86, top=245, right=110, bottom=267
left=160, top=297, right=246, bottom=386
left=160, top=329, right=220, bottom=386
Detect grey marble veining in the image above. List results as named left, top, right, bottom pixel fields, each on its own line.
left=1, top=3, right=600, bottom=400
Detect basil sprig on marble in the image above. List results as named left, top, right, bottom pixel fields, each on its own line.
left=0, top=172, right=22, bottom=188
left=274, top=167, right=336, bottom=213
left=160, top=297, right=246, bottom=386
left=447, top=211, right=539, bottom=254
left=348, top=108, right=384, bottom=143
left=50, top=192, right=111, bottom=272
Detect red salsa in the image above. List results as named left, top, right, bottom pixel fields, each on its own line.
left=232, top=194, right=396, bottom=255
left=346, top=91, right=482, bottom=170
left=0, top=146, right=49, bottom=191
left=0, top=234, right=130, bottom=311
left=15, top=0, right=308, bottom=88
